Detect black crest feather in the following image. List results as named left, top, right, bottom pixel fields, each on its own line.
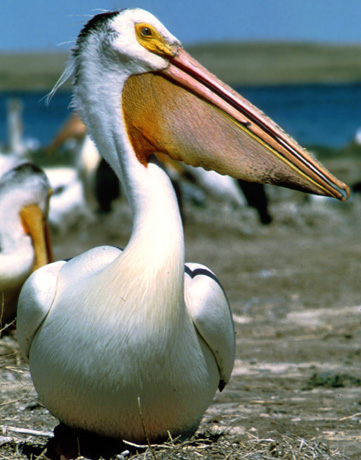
left=75, top=10, right=121, bottom=52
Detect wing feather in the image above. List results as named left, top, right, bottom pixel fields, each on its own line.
left=17, top=261, right=66, bottom=360
left=184, top=262, right=235, bottom=390
left=17, top=245, right=123, bottom=360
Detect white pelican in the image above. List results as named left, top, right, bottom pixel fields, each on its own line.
left=6, top=99, right=26, bottom=156
left=47, top=113, right=101, bottom=203
left=0, top=163, right=52, bottom=327
left=44, top=165, right=91, bottom=233
left=17, top=8, right=349, bottom=449
left=0, top=99, right=28, bottom=177
left=44, top=115, right=99, bottom=229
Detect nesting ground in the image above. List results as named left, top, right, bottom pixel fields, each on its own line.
left=1, top=158, right=360, bottom=459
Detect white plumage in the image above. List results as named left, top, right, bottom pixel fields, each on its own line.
left=17, top=8, right=348, bottom=447
left=0, top=163, right=51, bottom=326
left=44, top=166, right=91, bottom=232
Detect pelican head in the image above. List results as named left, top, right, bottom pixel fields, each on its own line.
left=0, top=163, right=52, bottom=326
left=61, top=8, right=350, bottom=202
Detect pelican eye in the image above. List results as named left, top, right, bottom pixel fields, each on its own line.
left=135, top=23, right=174, bottom=57
left=141, top=27, right=152, bottom=37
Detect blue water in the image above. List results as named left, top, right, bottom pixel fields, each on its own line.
left=0, top=90, right=73, bottom=149
left=237, top=83, right=361, bottom=148
left=1, top=82, right=361, bottom=149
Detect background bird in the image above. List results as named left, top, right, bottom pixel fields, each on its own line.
left=0, top=163, right=52, bottom=330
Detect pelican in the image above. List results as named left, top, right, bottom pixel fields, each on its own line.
left=6, top=99, right=26, bottom=156
left=44, top=115, right=96, bottom=232
left=0, top=99, right=28, bottom=177
left=17, top=8, right=349, bottom=448
left=44, top=165, right=91, bottom=233
left=0, top=163, right=52, bottom=328
left=47, top=113, right=101, bottom=203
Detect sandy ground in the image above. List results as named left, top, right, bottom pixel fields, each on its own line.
left=1, top=160, right=361, bottom=459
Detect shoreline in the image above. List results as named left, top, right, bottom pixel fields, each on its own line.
left=1, top=42, right=361, bottom=90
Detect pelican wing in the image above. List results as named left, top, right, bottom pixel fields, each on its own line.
left=17, top=260, right=66, bottom=359
left=184, top=263, right=235, bottom=390
left=17, top=245, right=124, bottom=359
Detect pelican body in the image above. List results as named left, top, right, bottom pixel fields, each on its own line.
left=0, top=163, right=51, bottom=327
left=17, top=9, right=349, bottom=444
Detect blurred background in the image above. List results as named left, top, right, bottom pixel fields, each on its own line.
left=2, top=0, right=361, bottom=233
left=2, top=0, right=361, bottom=150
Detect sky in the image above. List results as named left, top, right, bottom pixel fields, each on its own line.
left=3, top=0, right=361, bottom=52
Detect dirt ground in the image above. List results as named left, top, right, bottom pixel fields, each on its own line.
left=1, top=158, right=361, bottom=459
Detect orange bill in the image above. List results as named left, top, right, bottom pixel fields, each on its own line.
left=122, top=47, right=349, bottom=201
left=20, top=202, right=53, bottom=271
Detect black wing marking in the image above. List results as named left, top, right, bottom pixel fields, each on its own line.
left=184, top=265, right=226, bottom=296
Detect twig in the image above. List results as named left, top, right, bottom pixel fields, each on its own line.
left=1, top=425, right=53, bottom=438
left=0, top=318, right=16, bottom=335
left=0, top=293, right=17, bottom=336
left=122, top=439, right=148, bottom=449
left=137, top=396, right=158, bottom=460
left=338, top=412, right=361, bottom=421
left=34, top=447, right=49, bottom=460
left=0, top=435, right=13, bottom=445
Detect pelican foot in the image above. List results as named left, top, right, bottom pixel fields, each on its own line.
left=45, top=423, right=131, bottom=460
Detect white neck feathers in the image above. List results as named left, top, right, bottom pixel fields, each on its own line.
left=73, top=50, right=186, bottom=323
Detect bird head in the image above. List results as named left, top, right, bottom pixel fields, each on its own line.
left=60, top=9, right=349, bottom=201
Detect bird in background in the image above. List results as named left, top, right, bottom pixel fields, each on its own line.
left=0, top=163, right=52, bottom=330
